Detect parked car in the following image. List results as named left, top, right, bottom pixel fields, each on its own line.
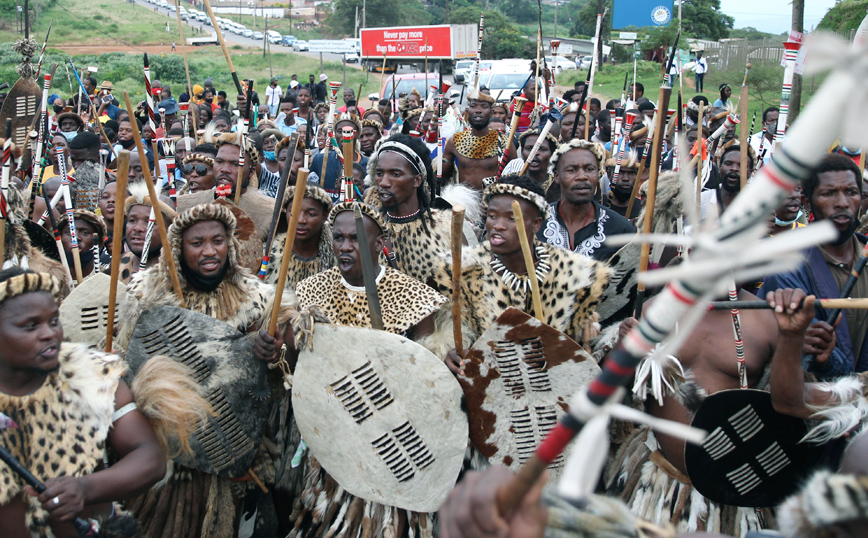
left=453, top=60, right=473, bottom=84
left=577, top=55, right=593, bottom=69
left=345, top=52, right=359, bottom=63
left=252, top=31, right=264, bottom=40
left=481, top=70, right=530, bottom=102
left=281, top=35, right=297, bottom=46
left=242, top=29, right=253, bottom=38
left=293, top=40, right=309, bottom=51
left=545, top=56, right=577, bottom=74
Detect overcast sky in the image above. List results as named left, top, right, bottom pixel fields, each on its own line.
left=719, top=0, right=838, bottom=33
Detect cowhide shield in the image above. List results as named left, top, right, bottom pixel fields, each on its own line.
left=685, top=389, right=814, bottom=507
left=0, top=77, right=40, bottom=148
left=213, top=198, right=262, bottom=274
left=292, top=324, right=467, bottom=513
left=59, top=272, right=126, bottom=346
left=126, top=305, right=268, bottom=478
left=594, top=241, right=639, bottom=328
left=24, top=220, right=60, bottom=261
left=460, top=308, right=601, bottom=480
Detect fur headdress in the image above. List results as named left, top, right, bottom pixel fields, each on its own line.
left=182, top=153, right=215, bottom=168
left=0, top=271, right=62, bottom=304
left=550, top=139, right=606, bottom=178
left=164, top=202, right=242, bottom=284
left=276, top=133, right=306, bottom=153
left=558, top=101, right=587, bottom=118
left=283, top=184, right=334, bottom=214
left=467, top=87, right=495, bottom=105
left=283, top=184, right=335, bottom=274
left=484, top=182, right=549, bottom=217
left=124, top=181, right=177, bottom=219
left=57, top=209, right=107, bottom=246
left=718, top=139, right=757, bottom=169
left=215, top=131, right=261, bottom=169
left=260, top=128, right=286, bottom=143
left=519, top=126, right=559, bottom=153
left=402, top=107, right=424, bottom=122
left=328, top=201, right=386, bottom=234
left=334, top=112, right=362, bottom=134
left=778, top=470, right=868, bottom=538
left=361, top=118, right=384, bottom=134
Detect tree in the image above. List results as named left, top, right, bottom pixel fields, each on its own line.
left=679, top=0, right=733, bottom=41
left=328, top=0, right=430, bottom=35
left=573, top=0, right=609, bottom=39
left=450, top=8, right=525, bottom=58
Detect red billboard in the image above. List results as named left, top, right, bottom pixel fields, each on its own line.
left=361, top=25, right=454, bottom=59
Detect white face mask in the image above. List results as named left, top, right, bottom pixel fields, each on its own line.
left=62, top=131, right=79, bottom=143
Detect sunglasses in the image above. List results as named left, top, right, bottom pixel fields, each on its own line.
left=183, top=164, right=210, bottom=175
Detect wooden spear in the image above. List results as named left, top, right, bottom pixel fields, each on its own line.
left=173, top=0, right=198, bottom=135
left=268, top=168, right=310, bottom=336
left=105, top=150, right=129, bottom=352
left=450, top=205, right=466, bottom=354
left=201, top=0, right=245, bottom=95
left=123, top=91, right=185, bottom=307
left=512, top=201, right=543, bottom=322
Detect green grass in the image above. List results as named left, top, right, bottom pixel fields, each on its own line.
left=0, top=0, right=188, bottom=47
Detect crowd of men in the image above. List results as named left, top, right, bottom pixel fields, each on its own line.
left=2, top=33, right=868, bottom=538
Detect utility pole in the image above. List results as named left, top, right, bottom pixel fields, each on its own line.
left=789, top=0, right=804, bottom=123
left=554, top=1, right=558, bottom=38
left=362, top=0, right=366, bottom=29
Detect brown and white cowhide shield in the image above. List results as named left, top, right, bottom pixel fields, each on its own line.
left=460, top=307, right=600, bottom=479
left=292, top=324, right=467, bottom=513
left=59, top=272, right=126, bottom=346
left=212, top=198, right=262, bottom=274
left=126, top=305, right=268, bottom=478
left=0, top=77, right=40, bottom=148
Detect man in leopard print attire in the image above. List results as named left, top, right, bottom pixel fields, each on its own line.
left=440, top=88, right=511, bottom=190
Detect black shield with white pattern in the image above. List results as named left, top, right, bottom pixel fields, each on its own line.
left=685, top=389, right=813, bottom=507
left=126, top=305, right=268, bottom=478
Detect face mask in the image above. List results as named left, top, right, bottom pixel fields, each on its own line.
left=54, top=105, right=64, bottom=114
left=62, top=131, right=78, bottom=143
left=118, top=138, right=135, bottom=149
left=774, top=209, right=802, bottom=227
left=264, top=151, right=276, bottom=162
left=204, top=98, right=213, bottom=104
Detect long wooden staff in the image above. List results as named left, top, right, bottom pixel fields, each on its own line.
left=626, top=107, right=658, bottom=218
left=234, top=80, right=254, bottom=205
left=31, top=65, right=56, bottom=203
left=512, top=201, right=543, bottom=321
left=450, top=205, right=465, bottom=353
left=354, top=203, right=385, bottom=331
left=584, top=9, right=607, bottom=141
left=123, top=91, right=185, bottom=306
left=201, top=0, right=244, bottom=95
left=67, top=59, right=117, bottom=160
left=105, top=150, right=129, bottom=352
left=173, top=0, right=197, bottom=135
left=259, top=132, right=300, bottom=280
left=33, top=20, right=52, bottom=80
left=320, top=82, right=342, bottom=187
left=711, top=298, right=868, bottom=310
left=268, top=168, right=310, bottom=335
left=634, top=34, right=678, bottom=317
left=738, top=63, right=752, bottom=188
left=473, top=12, right=485, bottom=91
left=496, top=96, right=527, bottom=179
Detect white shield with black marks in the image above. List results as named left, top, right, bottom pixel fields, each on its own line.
left=126, top=305, right=269, bottom=478
left=460, top=308, right=601, bottom=480
left=59, top=273, right=126, bottom=346
left=292, top=324, right=467, bottom=513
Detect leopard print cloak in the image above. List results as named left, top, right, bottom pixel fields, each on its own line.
left=452, top=129, right=506, bottom=160
left=264, top=228, right=334, bottom=289
left=0, top=344, right=125, bottom=538
left=427, top=241, right=610, bottom=357
left=296, top=266, right=445, bottom=333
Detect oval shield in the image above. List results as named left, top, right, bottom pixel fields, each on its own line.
left=126, top=305, right=268, bottom=478
left=685, top=389, right=814, bottom=507
left=460, top=307, right=601, bottom=480
left=59, top=272, right=125, bottom=346
left=292, top=324, right=467, bottom=513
